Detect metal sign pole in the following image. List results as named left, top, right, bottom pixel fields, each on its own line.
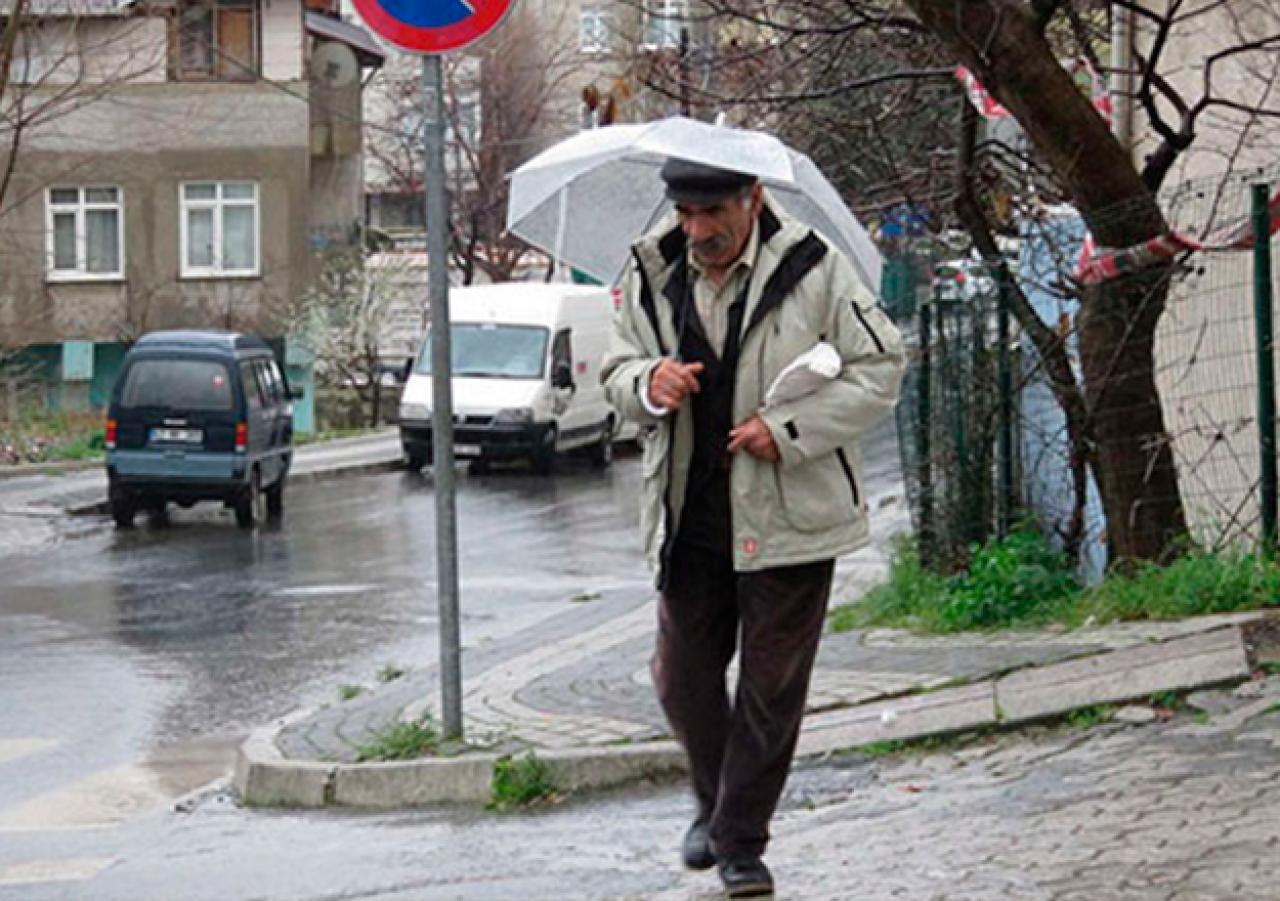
left=423, top=53, right=462, bottom=739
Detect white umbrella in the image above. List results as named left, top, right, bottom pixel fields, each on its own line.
left=505, top=116, right=883, bottom=292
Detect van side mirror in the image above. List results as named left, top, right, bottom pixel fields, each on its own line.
left=551, top=361, right=574, bottom=390
left=400, top=357, right=413, bottom=382
left=288, top=386, right=305, bottom=401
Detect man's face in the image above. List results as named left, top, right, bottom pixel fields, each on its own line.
left=675, top=185, right=761, bottom=270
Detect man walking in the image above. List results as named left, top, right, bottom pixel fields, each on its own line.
left=601, top=157, right=906, bottom=898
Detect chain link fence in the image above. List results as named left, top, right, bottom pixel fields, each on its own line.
left=887, top=165, right=1280, bottom=576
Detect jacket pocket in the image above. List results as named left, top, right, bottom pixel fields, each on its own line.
left=639, top=424, right=671, bottom=557
left=774, top=453, right=859, bottom=532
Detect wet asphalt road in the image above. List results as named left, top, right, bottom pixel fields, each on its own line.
left=0, top=455, right=653, bottom=836
left=0, top=426, right=906, bottom=899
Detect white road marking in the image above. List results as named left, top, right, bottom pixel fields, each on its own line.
left=0, top=857, right=115, bottom=887
left=0, top=739, right=57, bottom=766
left=0, top=763, right=167, bottom=831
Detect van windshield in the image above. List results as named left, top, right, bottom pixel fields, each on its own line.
left=415, top=324, right=549, bottom=379
left=120, top=358, right=234, bottom=411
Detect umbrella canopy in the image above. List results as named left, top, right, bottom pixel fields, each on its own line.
left=506, top=117, right=883, bottom=291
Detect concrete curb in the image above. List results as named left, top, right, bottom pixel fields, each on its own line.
left=233, top=623, right=1258, bottom=809
left=0, top=458, right=102, bottom=480
left=234, top=712, right=688, bottom=807
left=62, top=458, right=403, bottom=516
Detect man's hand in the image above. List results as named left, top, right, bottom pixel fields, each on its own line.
left=649, top=359, right=704, bottom=410
left=727, top=415, right=780, bottom=462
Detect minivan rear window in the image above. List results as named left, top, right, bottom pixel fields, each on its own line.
left=120, top=358, right=234, bottom=411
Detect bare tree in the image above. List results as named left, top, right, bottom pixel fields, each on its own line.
left=629, top=0, right=1280, bottom=565
left=290, top=246, right=415, bottom=428
left=363, top=1, right=583, bottom=283
left=1, top=0, right=164, bottom=216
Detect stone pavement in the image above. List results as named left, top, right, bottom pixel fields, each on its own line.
left=274, top=571, right=1269, bottom=766
left=264, top=420, right=1276, bottom=806
left=674, top=686, right=1280, bottom=900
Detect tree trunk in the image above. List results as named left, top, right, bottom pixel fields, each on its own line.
left=1078, top=276, right=1187, bottom=563
left=906, top=0, right=1188, bottom=563
left=370, top=376, right=382, bottom=428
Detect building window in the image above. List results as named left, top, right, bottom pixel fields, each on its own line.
left=641, top=0, right=687, bottom=50
left=181, top=182, right=259, bottom=277
left=46, top=187, right=124, bottom=280
left=580, top=6, right=610, bottom=54
left=174, top=0, right=259, bottom=81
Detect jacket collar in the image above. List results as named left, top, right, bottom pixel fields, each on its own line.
left=637, top=192, right=806, bottom=341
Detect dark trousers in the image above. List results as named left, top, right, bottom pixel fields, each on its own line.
left=652, top=541, right=834, bottom=858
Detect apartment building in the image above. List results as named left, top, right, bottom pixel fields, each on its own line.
left=0, top=0, right=383, bottom=422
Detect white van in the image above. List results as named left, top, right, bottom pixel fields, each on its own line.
left=398, top=282, right=618, bottom=474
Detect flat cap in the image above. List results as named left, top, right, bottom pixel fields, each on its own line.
left=660, top=157, right=757, bottom=205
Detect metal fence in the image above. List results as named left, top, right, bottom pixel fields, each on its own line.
left=888, top=167, right=1279, bottom=576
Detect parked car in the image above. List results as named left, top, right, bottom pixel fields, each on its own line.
left=105, top=331, right=299, bottom=529
left=399, top=283, right=618, bottom=474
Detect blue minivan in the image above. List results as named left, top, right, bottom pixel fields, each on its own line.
left=105, top=331, right=298, bottom=529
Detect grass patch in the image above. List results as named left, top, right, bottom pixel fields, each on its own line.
left=377, top=663, right=405, bottom=683
left=1065, top=705, right=1114, bottom=729
left=354, top=717, right=440, bottom=761
left=831, top=531, right=1280, bottom=635
left=1, top=410, right=105, bottom=465
left=857, top=739, right=907, bottom=757
left=568, top=592, right=602, bottom=604
left=295, top=427, right=380, bottom=446
left=1068, top=551, right=1280, bottom=626
left=338, top=684, right=363, bottom=701
left=488, top=753, right=557, bottom=810
left=853, top=732, right=982, bottom=758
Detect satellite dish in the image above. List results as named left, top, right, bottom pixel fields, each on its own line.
left=312, top=42, right=358, bottom=88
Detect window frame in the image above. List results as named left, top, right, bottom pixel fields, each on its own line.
left=173, top=0, right=260, bottom=82
left=579, top=6, right=610, bottom=54
left=45, top=186, right=126, bottom=282
left=640, top=0, right=688, bottom=51
left=179, top=180, right=261, bottom=279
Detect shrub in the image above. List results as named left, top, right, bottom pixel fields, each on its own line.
left=939, top=529, right=1079, bottom=630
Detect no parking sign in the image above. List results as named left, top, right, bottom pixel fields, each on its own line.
left=352, top=0, right=518, bottom=54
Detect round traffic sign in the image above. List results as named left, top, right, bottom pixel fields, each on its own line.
left=352, top=0, right=518, bottom=54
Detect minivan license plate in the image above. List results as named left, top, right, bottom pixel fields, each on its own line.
left=150, top=427, right=202, bottom=444
left=454, top=444, right=481, bottom=457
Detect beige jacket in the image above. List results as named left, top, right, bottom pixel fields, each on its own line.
left=601, top=196, right=906, bottom=577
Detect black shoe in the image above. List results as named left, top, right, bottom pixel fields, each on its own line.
left=717, top=853, right=773, bottom=898
left=681, top=818, right=715, bottom=870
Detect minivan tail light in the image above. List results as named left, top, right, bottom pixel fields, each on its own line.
left=105, top=418, right=117, bottom=450
left=235, top=422, right=247, bottom=453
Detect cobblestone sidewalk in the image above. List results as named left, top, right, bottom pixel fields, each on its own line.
left=654, top=685, right=1280, bottom=900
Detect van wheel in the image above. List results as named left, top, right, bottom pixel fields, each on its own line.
left=111, top=497, right=136, bottom=529
left=590, top=419, right=614, bottom=468
left=405, top=448, right=428, bottom=472
left=235, top=470, right=265, bottom=528
left=531, top=427, right=556, bottom=475
left=266, top=477, right=285, bottom=519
